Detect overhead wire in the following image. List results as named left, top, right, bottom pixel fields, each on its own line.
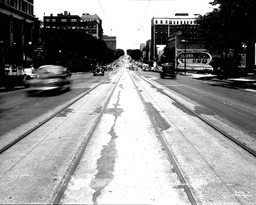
left=98, top=0, right=113, bottom=31
left=138, top=0, right=152, bottom=30
left=97, top=0, right=183, bottom=33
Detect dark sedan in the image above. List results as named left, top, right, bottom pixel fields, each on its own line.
left=93, top=66, right=105, bottom=76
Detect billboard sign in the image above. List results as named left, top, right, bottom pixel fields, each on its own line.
left=177, top=51, right=213, bottom=71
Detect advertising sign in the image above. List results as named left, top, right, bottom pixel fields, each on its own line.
left=177, top=51, right=213, bottom=71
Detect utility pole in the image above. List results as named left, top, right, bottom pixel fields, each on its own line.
left=181, top=24, right=187, bottom=74
left=184, top=23, right=187, bottom=74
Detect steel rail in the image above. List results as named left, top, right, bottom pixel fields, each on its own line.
left=0, top=73, right=120, bottom=155
left=52, top=69, right=124, bottom=204
left=134, top=72, right=256, bottom=158
left=128, top=71, right=198, bottom=205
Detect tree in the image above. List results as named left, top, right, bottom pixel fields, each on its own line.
left=197, top=0, right=256, bottom=75
left=116, top=49, right=125, bottom=57
left=129, top=49, right=142, bottom=61
left=41, top=29, right=118, bottom=71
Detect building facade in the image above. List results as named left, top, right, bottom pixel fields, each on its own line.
left=0, top=0, right=40, bottom=64
left=151, top=13, right=203, bottom=61
left=102, top=35, right=116, bottom=50
left=80, top=13, right=103, bottom=39
left=140, top=43, right=145, bottom=51
left=44, top=12, right=103, bottom=39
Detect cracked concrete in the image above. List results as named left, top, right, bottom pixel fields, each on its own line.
left=90, top=89, right=122, bottom=204
left=60, top=68, right=190, bottom=204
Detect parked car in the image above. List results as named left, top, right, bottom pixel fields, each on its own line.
left=93, top=66, right=105, bottom=76
left=143, top=65, right=150, bottom=72
left=107, top=66, right=113, bottom=71
left=102, top=66, right=108, bottom=71
left=24, top=67, right=38, bottom=79
left=1, top=64, right=32, bottom=90
left=26, top=65, right=72, bottom=93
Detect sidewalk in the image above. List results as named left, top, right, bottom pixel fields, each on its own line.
left=188, top=73, right=256, bottom=89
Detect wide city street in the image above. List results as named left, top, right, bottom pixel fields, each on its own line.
left=0, top=58, right=256, bottom=204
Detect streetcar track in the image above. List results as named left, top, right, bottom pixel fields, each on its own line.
left=2, top=68, right=254, bottom=204
left=52, top=69, right=124, bottom=204
left=128, top=71, right=198, bottom=205
left=133, top=71, right=256, bottom=158
left=0, top=72, right=121, bottom=155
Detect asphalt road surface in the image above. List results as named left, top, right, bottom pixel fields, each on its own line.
left=0, top=63, right=256, bottom=204
left=0, top=70, right=118, bottom=137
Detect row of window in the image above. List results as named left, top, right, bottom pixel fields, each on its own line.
left=155, top=20, right=196, bottom=25
left=155, top=37, right=203, bottom=41
left=156, top=25, right=198, bottom=29
left=81, top=19, right=100, bottom=23
left=45, top=19, right=78, bottom=22
left=45, top=19, right=97, bottom=28
left=2, top=0, right=33, bottom=16
left=156, top=31, right=200, bottom=35
left=44, top=22, right=97, bottom=29
left=44, top=26, right=97, bottom=33
left=45, top=18, right=100, bottom=24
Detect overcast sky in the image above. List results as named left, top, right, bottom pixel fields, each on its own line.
left=34, top=0, right=214, bottom=51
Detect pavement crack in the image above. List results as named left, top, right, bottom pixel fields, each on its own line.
left=90, top=117, right=118, bottom=204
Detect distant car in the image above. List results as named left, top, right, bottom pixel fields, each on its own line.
left=143, top=65, right=150, bottom=72
left=26, top=65, right=72, bottom=93
left=93, top=66, right=104, bottom=76
left=160, top=63, right=176, bottom=79
left=102, top=66, right=108, bottom=71
left=107, top=66, right=113, bottom=71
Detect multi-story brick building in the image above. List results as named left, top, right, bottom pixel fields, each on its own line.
left=80, top=13, right=103, bottom=39
left=102, top=35, right=116, bottom=50
left=0, top=0, right=40, bottom=64
left=44, top=11, right=80, bottom=30
left=44, top=11, right=103, bottom=39
left=151, top=13, right=204, bottom=60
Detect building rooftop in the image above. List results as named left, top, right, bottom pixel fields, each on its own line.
left=81, top=13, right=101, bottom=20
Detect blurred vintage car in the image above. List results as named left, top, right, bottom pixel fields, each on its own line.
left=93, top=66, right=105, bottom=76
left=26, top=65, right=72, bottom=93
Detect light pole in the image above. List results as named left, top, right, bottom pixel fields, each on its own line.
left=24, top=41, right=32, bottom=64
left=181, top=39, right=187, bottom=74
left=58, top=49, right=62, bottom=65
left=184, top=23, right=187, bottom=74
left=181, top=24, right=187, bottom=74
left=184, top=37, right=187, bottom=74
left=242, top=43, right=247, bottom=70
